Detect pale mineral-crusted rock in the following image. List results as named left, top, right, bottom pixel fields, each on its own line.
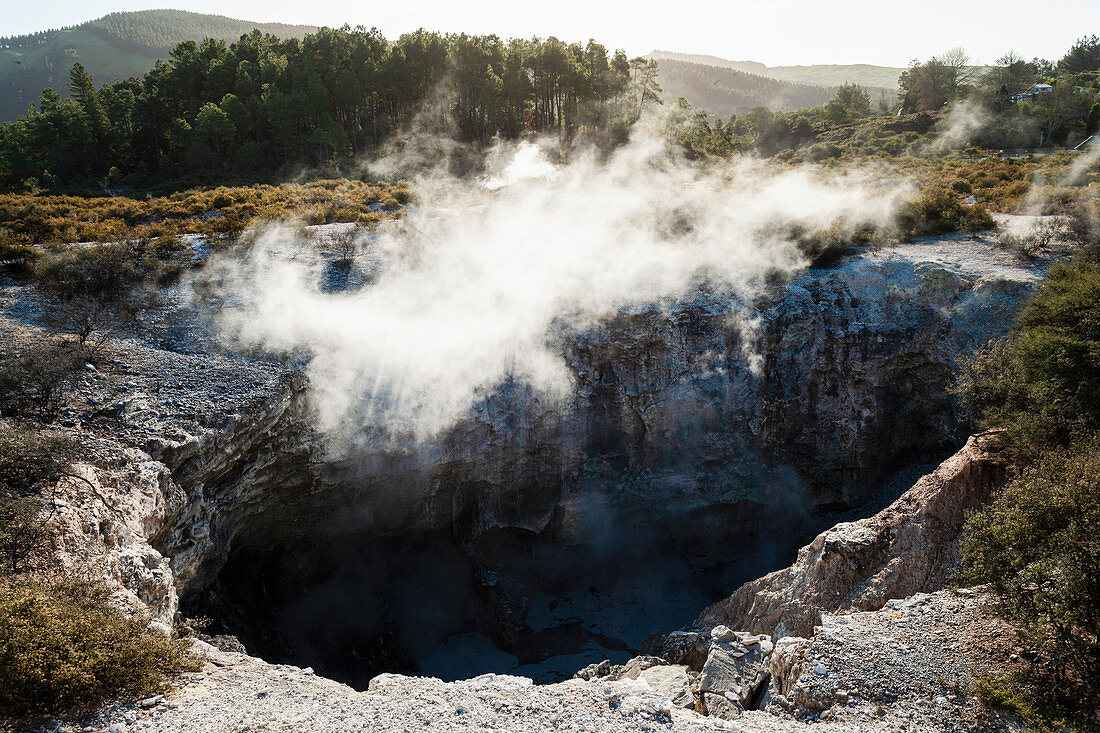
left=767, top=588, right=1017, bottom=728
left=695, top=431, right=1010, bottom=637
left=616, top=655, right=665, bottom=680
left=639, top=664, right=695, bottom=709
left=699, top=632, right=773, bottom=713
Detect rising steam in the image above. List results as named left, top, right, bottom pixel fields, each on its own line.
left=202, top=129, right=910, bottom=444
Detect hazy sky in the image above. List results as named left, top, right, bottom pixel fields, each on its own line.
left=2, top=0, right=1097, bottom=67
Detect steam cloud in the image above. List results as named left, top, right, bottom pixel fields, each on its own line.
left=928, top=98, right=989, bottom=152
left=203, top=129, right=910, bottom=445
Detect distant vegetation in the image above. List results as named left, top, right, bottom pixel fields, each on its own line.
left=83, top=10, right=318, bottom=55
left=654, top=59, right=836, bottom=116
left=646, top=51, right=904, bottom=89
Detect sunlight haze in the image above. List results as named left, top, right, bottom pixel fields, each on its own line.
left=3, top=0, right=1097, bottom=66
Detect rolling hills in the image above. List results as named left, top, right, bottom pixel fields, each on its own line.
left=654, top=59, right=840, bottom=116
left=647, top=50, right=904, bottom=89
left=0, top=12, right=905, bottom=124
left=0, top=10, right=316, bottom=121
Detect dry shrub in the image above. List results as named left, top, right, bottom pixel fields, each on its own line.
left=0, top=575, right=195, bottom=715
left=996, top=219, right=1064, bottom=257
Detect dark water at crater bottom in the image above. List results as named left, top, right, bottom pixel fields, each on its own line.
left=187, top=494, right=816, bottom=687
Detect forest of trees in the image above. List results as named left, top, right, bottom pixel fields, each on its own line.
left=0, top=26, right=655, bottom=190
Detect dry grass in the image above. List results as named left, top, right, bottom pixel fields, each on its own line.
left=0, top=180, right=410, bottom=245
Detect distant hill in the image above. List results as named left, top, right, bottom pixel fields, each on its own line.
left=0, top=10, right=317, bottom=121
left=648, top=50, right=904, bottom=91
left=655, top=59, right=839, bottom=116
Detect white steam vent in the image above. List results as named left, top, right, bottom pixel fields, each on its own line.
left=205, top=130, right=910, bottom=443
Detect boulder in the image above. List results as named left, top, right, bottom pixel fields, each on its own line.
left=698, top=632, right=773, bottom=710
left=638, top=664, right=694, bottom=709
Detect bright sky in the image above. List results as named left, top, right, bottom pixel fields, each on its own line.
left=1, top=0, right=1097, bottom=67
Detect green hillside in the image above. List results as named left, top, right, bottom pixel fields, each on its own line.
left=648, top=50, right=905, bottom=90
left=0, top=10, right=316, bottom=121
left=656, top=59, right=838, bottom=115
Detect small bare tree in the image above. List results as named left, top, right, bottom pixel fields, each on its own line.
left=997, top=219, right=1064, bottom=258
left=0, top=340, right=84, bottom=421
left=0, top=492, right=56, bottom=574
left=330, top=228, right=359, bottom=265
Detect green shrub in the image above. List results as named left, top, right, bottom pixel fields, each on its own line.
left=897, top=186, right=994, bottom=238
left=0, top=575, right=194, bottom=715
left=963, top=443, right=1100, bottom=725
left=956, top=259, right=1100, bottom=449
left=972, top=675, right=1074, bottom=731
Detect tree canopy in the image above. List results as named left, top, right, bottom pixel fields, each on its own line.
left=0, top=27, right=652, bottom=190
left=1058, top=35, right=1100, bottom=74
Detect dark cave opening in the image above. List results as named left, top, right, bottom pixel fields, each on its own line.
left=184, top=491, right=821, bottom=688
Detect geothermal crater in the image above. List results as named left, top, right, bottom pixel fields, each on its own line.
left=167, top=230, right=1043, bottom=689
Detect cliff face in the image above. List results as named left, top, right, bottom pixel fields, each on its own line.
left=142, top=233, right=1040, bottom=684
left=67, top=407, right=1023, bottom=733
left=339, top=234, right=1041, bottom=553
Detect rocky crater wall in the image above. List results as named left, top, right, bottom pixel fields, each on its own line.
left=148, top=234, right=1043, bottom=684
left=3, top=230, right=1046, bottom=690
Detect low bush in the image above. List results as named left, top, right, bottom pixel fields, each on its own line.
left=793, top=221, right=876, bottom=268
left=0, top=229, right=39, bottom=273
left=0, top=425, right=75, bottom=575
left=996, top=219, right=1063, bottom=258
left=897, top=185, right=995, bottom=238
left=0, top=491, right=55, bottom=575
left=963, top=444, right=1100, bottom=726
left=32, top=244, right=143, bottom=346
left=972, top=675, right=1073, bottom=731
left=0, top=575, right=194, bottom=715
left=956, top=257, right=1100, bottom=449
left=0, top=424, right=75, bottom=494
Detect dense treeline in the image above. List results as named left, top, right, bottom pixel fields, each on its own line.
left=0, top=26, right=652, bottom=190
